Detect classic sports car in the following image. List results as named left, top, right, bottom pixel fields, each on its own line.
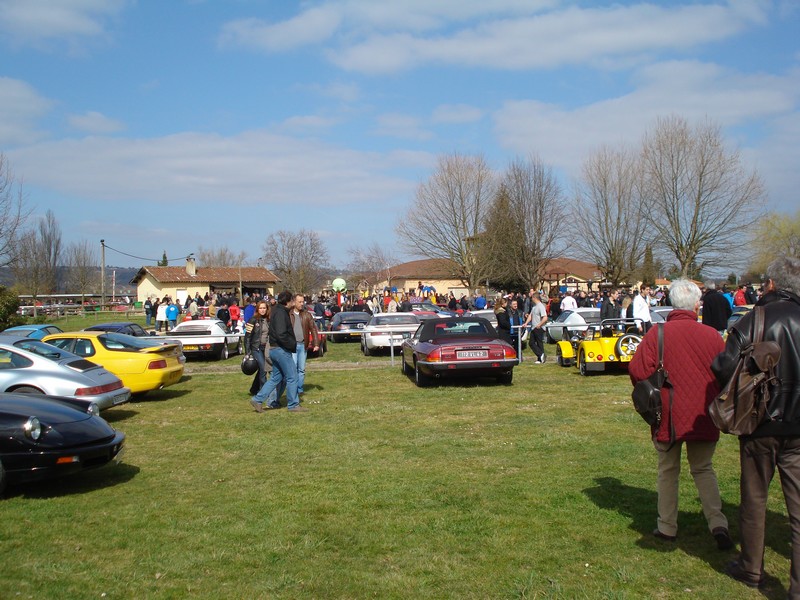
left=0, top=337, right=130, bottom=412
left=555, top=319, right=643, bottom=376
left=463, top=309, right=498, bottom=326
left=0, top=324, right=64, bottom=340
left=0, top=393, right=126, bottom=495
left=361, top=313, right=420, bottom=356
left=400, top=317, right=518, bottom=386
left=158, top=319, right=243, bottom=360
left=327, top=311, right=370, bottom=343
left=544, top=308, right=601, bottom=343
left=43, top=331, right=184, bottom=395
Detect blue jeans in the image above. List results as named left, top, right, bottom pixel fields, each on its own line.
left=295, top=342, right=307, bottom=394
left=146, top=313, right=152, bottom=326
left=253, top=347, right=299, bottom=409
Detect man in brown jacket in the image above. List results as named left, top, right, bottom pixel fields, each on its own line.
left=292, top=294, right=319, bottom=396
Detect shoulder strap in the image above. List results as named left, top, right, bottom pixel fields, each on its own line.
left=656, top=323, right=664, bottom=369
left=753, top=306, right=765, bottom=343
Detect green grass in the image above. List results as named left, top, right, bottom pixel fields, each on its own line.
left=0, top=342, right=792, bottom=599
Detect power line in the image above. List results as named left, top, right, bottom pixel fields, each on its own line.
left=101, top=241, right=194, bottom=263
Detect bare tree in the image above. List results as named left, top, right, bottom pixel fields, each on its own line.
left=396, top=153, right=495, bottom=287
left=640, top=116, right=765, bottom=277
left=748, top=210, right=800, bottom=276
left=572, top=145, right=650, bottom=286
left=0, top=153, right=30, bottom=268
left=12, top=230, right=47, bottom=316
left=344, top=242, right=397, bottom=293
left=38, top=209, right=62, bottom=293
left=65, top=240, right=100, bottom=305
left=197, top=245, right=248, bottom=267
left=480, top=156, right=565, bottom=289
left=263, top=230, right=329, bottom=294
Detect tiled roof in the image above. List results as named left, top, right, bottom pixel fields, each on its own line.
left=388, top=258, right=464, bottom=279
left=542, top=257, right=603, bottom=281
left=130, top=266, right=280, bottom=285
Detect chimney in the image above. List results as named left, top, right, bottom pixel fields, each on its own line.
left=186, top=257, right=197, bottom=277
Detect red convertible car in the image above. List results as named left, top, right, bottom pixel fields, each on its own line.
left=400, top=317, right=518, bottom=387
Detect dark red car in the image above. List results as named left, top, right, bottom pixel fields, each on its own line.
left=400, top=317, right=518, bottom=387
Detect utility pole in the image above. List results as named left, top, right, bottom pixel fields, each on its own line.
left=100, top=239, right=106, bottom=311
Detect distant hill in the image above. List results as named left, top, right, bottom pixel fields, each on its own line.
left=0, top=266, right=142, bottom=295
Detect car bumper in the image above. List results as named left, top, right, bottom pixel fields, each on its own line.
left=3, top=430, right=126, bottom=484
left=417, top=358, right=518, bottom=377
left=125, top=366, right=184, bottom=393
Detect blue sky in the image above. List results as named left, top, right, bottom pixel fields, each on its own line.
left=1, top=0, right=798, bottom=270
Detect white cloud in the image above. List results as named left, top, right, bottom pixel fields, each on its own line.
left=331, top=3, right=767, bottom=73
left=279, top=114, right=340, bottom=132
left=219, top=6, right=342, bottom=52
left=0, top=0, right=128, bottom=49
left=68, top=110, right=125, bottom=134
left=432, top=104, right=483, bottom=124
left=0, top=77, right=53, bottom=145
left=373, top=113, right=432, bottom=140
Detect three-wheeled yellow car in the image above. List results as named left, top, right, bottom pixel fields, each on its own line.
left=555, top=319, right=643, bottom=376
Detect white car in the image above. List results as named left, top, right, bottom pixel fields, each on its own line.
left=544, top=308, right=601, bottom=343
left=361, top=313, right=421, bottom=356
left=464, top=309, right=498, bottom=326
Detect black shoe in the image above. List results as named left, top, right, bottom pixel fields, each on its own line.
left=652, top=529, right=676, bottom=542
left=724, top=560, right=765, bottom=589
left=712, top=527, right=734, bottom=550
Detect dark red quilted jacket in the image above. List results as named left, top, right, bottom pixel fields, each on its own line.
left=629, top=310, right=724, bottom=442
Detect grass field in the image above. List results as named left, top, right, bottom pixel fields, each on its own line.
left=0, top=336, right=792, bottom=598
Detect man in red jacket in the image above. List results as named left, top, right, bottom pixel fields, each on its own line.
left=629, top=279, right=732, bottom=549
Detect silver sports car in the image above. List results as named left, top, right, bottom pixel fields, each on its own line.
left=0, top=336, right=131, bottom=412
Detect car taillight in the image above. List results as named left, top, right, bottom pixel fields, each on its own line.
left=148, top=359, right=167, bottom=369
left=75, top=380, right=123, bottom=396
left=427, top=348, right=442, bottom=362
left=503, top=347, right=516, bottom=359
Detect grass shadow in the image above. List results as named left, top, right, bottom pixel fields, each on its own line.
left=6, top=463, right=140, bottom=500
left=585, top=476, right=789, bottom=598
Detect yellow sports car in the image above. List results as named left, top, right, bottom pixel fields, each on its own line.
left=555, top=319, right=643, bottom=376
left=43, top=331, right=184, bottom=395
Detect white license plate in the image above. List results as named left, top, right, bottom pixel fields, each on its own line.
left=112, top=393, right=129, bottom=405
left=457, top=350, right=488, bottom=359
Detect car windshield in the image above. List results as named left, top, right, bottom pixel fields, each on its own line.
left=419, top=319, right=493, bottom=338
left=13, top=339, right=72, bottom=360
left=99, top=332, right=166, bottom=350
left=372, top=315, right=418, bottom=326
left=555, top=311, right=573, bottom=323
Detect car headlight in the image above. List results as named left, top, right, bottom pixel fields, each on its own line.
left=87, top=403, right=100, bottom=416
left=24, top=416, right=42, bottom=441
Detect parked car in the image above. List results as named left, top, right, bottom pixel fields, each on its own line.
left=361, top=313, right=420, bottom=356
left=0, top=325, right=64, bottom=340
left=650, top=307, right=675, bottom=323
left=83, top=322, right=149, bottom=337
left=43, top=332, right=184, bottom=395
left=409, top=302, right=455, bottom=319
left=555, top=318, right=643, bottom=375
left=463, top=309, right=498, bottom=326
left=726, top=304, right=754, bottom=333
left=158, top=319, right=243, bottom=360
left=0, top=393, right=126, bottom=495
left=0, top=337, right=130, bottom=412
left=328, top=312, right=370, bottom=343
left=544, top=308, right=601, bottom=343
left=400, top=317, right=518, bottom=386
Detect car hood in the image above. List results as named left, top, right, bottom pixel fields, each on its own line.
left=0, top=395, right=92, bottom=425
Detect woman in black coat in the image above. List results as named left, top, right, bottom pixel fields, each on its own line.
left=494, top=297, right=513, bottom=347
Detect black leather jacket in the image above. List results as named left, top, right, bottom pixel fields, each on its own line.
left=268, top=303, right=297, bottom=353
left=244, top=316, right=269, bottom=354
left=712, top=290, right=800, bottom=437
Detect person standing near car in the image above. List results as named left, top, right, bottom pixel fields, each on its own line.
left=701, top=282, right=732, bottom=335
left=494, top=296, right=514, bottom=349
left=144, top=296, right=153, bottom=327
left=291, top=294, right=319, bottom=397
left=250, top=291, right=304, bottom=413
left=629, top=279, right=731, bottom=550
left=165, top=298, right=179, bottom=331
left=600, top=289, right=621, bottom=322
left=523, top=292, right=548, bottom=363
left=633, top=285, right=653, bottom=333
left=244, top=300, right=276, bottom=401
left=712, top=256, right=800, bottom=593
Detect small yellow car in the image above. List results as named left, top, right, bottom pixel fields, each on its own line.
left=555, top=319, right=643, bottom=376
left=43, top=331, right=184, bottom=395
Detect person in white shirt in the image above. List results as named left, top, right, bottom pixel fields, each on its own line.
left=632, top=285, right=653, bottom=333
left=560, top=290, right=578, bottom=312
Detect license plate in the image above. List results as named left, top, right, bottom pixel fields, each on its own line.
left=183, top=345, right=198, bottom=351
left=112, top=393, right=129, bottom=405
left=458, top=350, right=488, bottom=359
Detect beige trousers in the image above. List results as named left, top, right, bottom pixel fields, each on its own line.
left=653, top=439, right=728, bottom=536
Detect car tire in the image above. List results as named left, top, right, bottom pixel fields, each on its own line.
left=12, top=386, right=44, bottom=394
left=546, top=330, right=555, bottom=344
left=316, top=343, right=325, bottom=358
left=615, top=333, right=642, bottom=359
left=362, top=343, right=371, bottom=357
left=414, top=360, right=430, bottom=387
left=556, top=346, right=564, bottom=367
left=218, top=344, right=229, bottom=361
left=0, top=460, right=5, bottom=497
left=579, top=352, right=590, bottom=376
left=497, top=371, right=513, bottom=385
left=237, top=338, right=245, bottom=355
left=401, top=353, right=409, bottom=375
